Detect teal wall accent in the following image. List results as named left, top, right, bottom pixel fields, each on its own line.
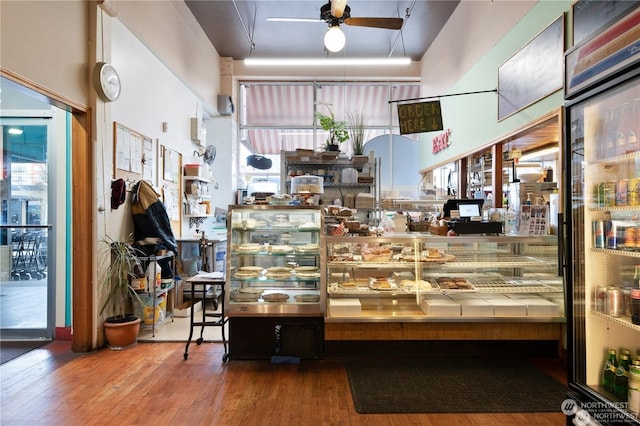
left=65, top=112, right=72, bottom=326
left=419, top=0, right=572, bottom=171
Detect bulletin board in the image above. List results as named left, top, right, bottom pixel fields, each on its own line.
left=113, top=122, right=154, bottom=183
left=160, top=145, right=182, bottom=236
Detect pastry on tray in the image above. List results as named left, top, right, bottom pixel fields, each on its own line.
left=265, top=266, right=293, bottom=279
left=262, top=292, right=290, bottom=302
left=231, top=292, right=260, bottom=302
left=294, top=293, right=320, bottom=303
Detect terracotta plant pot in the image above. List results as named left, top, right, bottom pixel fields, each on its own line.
left=104, top=315, right=141, bottom=350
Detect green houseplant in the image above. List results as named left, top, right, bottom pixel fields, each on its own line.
left=347, top=110, right=368, bottom=156
left=99, top=234, right=145, bottom=349
left=315, top=103, right=349, bottom=151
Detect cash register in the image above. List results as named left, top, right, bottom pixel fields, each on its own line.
left=443, top=199, right=503, bottom=235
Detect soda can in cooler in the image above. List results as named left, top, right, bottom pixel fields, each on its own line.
left=616, top=179, right=629, bottom=206
left=605, top=181, right=616, bottom=207
left=593, top=220, right=606, bottom=249
left=625, top=226, right=637, bottom=250
left=616, top=224, right=627, bottom=251
left=606, top=221, right=618, bottom=249
left=623, top=287, right=632, bottom=316
left=595, top=285, right=607, bottom=312
left=608, top=286, right=622, bottom=317
left=598, top=182, right=606, bottom=207
left=629, top=178, right=640, bottom=206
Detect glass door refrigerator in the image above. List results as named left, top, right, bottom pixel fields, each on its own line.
left=564, top=13, right=640, bottom=424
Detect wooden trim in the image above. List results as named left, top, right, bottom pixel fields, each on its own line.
left=0, top=67, right=89, bottom=113
left=71, top=111, right=93, bottom=352
left=325, top=322, right=564, bottom=341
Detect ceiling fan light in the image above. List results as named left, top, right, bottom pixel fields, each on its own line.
left=324, top=25, right=345, bottom=52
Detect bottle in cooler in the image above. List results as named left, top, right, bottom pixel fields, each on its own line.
left=603, top=348, right=618, bottom=393
left=614, top=353, right=631, bottom=400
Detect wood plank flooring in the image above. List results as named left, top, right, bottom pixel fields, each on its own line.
left=0, top=341, right=567, bottom=425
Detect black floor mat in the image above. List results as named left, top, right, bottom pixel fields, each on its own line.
left=346, top=358, right=567, bottom=414
left=0, top=341, right=48, bottom=365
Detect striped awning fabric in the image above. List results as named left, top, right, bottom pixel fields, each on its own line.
left=240, top=83, right=420, bottom=155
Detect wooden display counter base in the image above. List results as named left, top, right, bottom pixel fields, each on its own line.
left=325, top=339, right=562, bottom=359
left=324, top=322, right=564, bottom=358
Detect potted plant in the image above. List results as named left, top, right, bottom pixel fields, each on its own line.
left=315, top=103, right=349, bottom=151
left=99, top=234, right=145, bottom=350
left=347, top=110, right=369, bottom=162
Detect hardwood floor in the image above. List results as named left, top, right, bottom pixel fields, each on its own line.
left=0, top=341, right=567, bottom=425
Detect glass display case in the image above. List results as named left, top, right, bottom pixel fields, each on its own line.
left=225, top=205, right=324, bottom=316
left=325, top=234, right=564, bottom=322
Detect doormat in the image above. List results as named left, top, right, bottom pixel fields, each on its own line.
left=346, top=358, right=567, bottom=414
left=0, top=341, right=48, bottom=365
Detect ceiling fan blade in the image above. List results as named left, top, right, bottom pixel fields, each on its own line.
left=330, top=0, right=348, bottom=18
left=344, top=17, right=403, bottom=30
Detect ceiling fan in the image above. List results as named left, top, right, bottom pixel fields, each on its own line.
left=268, top=0, right=403, bottom=52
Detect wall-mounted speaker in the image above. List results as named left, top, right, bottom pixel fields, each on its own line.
left=218, top=95, right=234, bottom=116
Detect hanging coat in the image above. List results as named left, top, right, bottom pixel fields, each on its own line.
left=130, top=180, right=178, bottom=254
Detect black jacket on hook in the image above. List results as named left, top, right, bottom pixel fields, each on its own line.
left=131, top=180, right=178, bottom=255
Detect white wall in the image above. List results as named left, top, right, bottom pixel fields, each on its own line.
left=0, top=0, right=90, bottom=105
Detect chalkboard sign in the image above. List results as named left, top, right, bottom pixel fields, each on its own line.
left=498, top=15, right=564, bottom=121
left=397, top=100, right=443, bottom=134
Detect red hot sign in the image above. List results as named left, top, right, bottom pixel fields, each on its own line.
left=432, top=129, right=452, bottom=154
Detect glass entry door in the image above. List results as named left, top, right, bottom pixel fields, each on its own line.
left=0, top=117, right=55, bottom=339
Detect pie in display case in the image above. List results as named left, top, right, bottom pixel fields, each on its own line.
left=225, top=205, right=324, bottom=316
left=325, top=234, right=564, bottom=321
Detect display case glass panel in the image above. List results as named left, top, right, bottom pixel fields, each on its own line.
left=325, top=234, right=563, bottom=322
left=226, top=205, right=324, bottom=316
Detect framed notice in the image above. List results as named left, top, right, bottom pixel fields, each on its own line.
left=520, top=205, right=548, bottom=236
left=497, top=15, right=564, bottom=121
left=565, top=7, right=640, bottom=99
left=160, top=146, right=182, bottom=235
left=113, top=122, right=153, bottom=183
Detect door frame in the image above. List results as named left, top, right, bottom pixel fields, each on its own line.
left=1, top=68, right=94, bottom=352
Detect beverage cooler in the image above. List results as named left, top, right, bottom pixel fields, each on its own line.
left=564, top=14, right=640, bottom=424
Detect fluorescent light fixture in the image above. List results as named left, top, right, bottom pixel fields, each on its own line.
left=244, top=57, right=411, bottom=67
left=519, top=146, right=559, bottom=162
left=267, top=17, right=322, bottom=23
left=7, top=127, right=23, bottom=135
left=324, top=25, right=346, bottom=52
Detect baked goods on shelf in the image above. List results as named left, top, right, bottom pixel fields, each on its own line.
left=295, top=244, right=319, bottom=253
left=294, top=266, right=321, bottom=278
left=435, top=277, right=474, bottom=290
left=262, top=292, right=290, bottom=302
left=237, top=243, right=261, bottom=253
left=265, top=266, right=293, bottom=279
left=269, top=244, right=294, bottom=253
left=294, top=293, right=320, bottom=303
left=368, top=277, right=397, bottom=290
left=399, top=279, right=433, bottom=291
left=233, top=269, right=261, bottom=279
left=361, top=245, right=392, bottom=262
left=230, top=292, right=261, bottom=302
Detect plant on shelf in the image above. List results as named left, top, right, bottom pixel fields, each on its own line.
left=315, top=102, right=349, bottom=152
left=99, top=234, right=145, bottom=350
left=347, top=110, right=368, bottom=156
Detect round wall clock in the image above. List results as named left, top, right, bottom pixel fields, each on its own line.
left=94, top=62, right=121, bottom=102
